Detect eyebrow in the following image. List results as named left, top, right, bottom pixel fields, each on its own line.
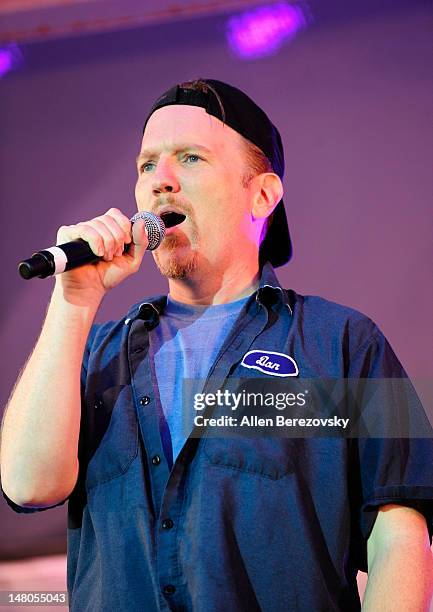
left=135, top=144, right=212, bottom=165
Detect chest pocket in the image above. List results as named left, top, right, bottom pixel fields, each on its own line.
left=202, top=437, right=297, bottom=480
left=81, top=385, right=138, bottom=489
left=198, top=370, right=303, bottom=480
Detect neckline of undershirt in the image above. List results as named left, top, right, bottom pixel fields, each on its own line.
left=164, top=293, right=252, bottom=321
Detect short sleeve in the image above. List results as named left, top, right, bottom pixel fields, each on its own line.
left=81, top=322, right=101, bottom=388
left=348, top=326, right=433, bottom=568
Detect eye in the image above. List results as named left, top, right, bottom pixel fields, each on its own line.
left=138, top=161, right=155, bottom=174
left=183, top=154, right=201, bottom=164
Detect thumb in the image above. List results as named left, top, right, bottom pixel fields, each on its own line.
left=128, top=218, right=149, bottom=262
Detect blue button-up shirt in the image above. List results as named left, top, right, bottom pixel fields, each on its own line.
left=4, top=263, right=433, bottom=611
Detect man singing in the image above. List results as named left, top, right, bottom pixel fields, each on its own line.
left=1, top=79, right=432, bottom=611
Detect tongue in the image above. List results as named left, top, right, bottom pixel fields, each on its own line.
left=161, top=212, right=187, bottom=228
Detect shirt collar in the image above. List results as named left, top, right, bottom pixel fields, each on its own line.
left=255, top=262, right=292, bottom=314
left=125, top=261, right=292, bottom=325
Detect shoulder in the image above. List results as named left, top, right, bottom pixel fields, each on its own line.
left=289, top=289, right=380, bottom=340
left=292, top=291, right=371, bottom=319
left=286, top=290, right=402, bottom=376
left=81, top=294, right=167, bottom=375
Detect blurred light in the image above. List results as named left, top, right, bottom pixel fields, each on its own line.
left=226, top=2, right=307, bottom=60
left=0, top=44, right=23, bottom=78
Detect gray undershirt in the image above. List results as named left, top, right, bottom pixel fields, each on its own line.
left=149, top=294, right=250, bottom=465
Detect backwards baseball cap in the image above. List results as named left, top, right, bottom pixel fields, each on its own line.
left=143, top=78, right=292, bottom=267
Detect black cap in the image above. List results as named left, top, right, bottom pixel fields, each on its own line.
left=143, top=78, right=292, bottom=267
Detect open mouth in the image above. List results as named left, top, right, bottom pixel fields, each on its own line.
left=160, top=211, right=187, bottom=229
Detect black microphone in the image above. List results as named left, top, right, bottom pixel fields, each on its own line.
left=18, top=212, right=166, bottom=280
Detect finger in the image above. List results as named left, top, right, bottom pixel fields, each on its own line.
left=81, top=219, right=118, bottom=261
left=104, top=208, right=133, bottom=244
left=94, top=215, right=130, bottom=258
left=57, top=224, right=105, bottom=257
left=57, top=220, right=117, bottom=261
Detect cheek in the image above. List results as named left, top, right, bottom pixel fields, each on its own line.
left=134, top=179, right=141, bottom=198
left=135, top=179, right=149, bottom=207
left=199, top=202, right=246, bottom=242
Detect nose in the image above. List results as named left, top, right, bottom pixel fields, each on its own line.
left=152, top=159, right=180, bottom=195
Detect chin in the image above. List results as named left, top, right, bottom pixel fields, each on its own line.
left=153, top=245, right=198, bottom=280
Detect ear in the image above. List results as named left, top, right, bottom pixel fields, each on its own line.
left=251, top=173, right=284, bottom=220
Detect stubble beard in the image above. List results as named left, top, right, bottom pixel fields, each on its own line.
left=153, top=234, right=199, bottom=279
left=150, top=195, right=199, bottom=279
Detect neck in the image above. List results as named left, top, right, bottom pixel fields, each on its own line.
left=167, top=259, right=260, bottom=305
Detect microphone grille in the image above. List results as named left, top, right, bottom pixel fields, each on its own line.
left=130, top=211, right=165, bottom=250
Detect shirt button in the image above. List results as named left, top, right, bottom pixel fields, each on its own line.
left=162, top=584, right=176, bottom=595
left=151, top=455, right=161, bottom=466
left=161, top=518, right=174, bottom=530
left=139, top=396, right=150, bottom=406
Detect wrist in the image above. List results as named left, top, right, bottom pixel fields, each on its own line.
left=51, top=279, right=105, bottom=314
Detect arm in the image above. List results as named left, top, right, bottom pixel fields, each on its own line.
left=0, top=209, right=148, bottom=508
left=0, top=288, right=98, bottom=507
left=363, top=504, right=433, bottom=611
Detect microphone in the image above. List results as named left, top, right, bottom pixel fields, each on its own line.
left=18, top=211, right=166, bottom=280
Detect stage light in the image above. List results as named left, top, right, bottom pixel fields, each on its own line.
left=226, top=2, right=307, bottom=60
left=0, top=44, right=23, bottom=78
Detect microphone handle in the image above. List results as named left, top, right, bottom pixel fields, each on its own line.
left=19, top=239, right=106, bottom=280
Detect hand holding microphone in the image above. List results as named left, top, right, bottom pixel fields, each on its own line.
left=18, top=208, right=165, bottom=281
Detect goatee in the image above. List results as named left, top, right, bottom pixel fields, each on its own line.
left=153, top=235, right=198, bottom=279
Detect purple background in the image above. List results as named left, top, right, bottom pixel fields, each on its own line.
left=1, top=0, right=432, bottom=558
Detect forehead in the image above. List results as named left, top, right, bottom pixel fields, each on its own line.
left=141, top=104, right=244, bottom=154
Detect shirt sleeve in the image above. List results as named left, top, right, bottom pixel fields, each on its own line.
left=347, top=325, right=433, bottom=568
